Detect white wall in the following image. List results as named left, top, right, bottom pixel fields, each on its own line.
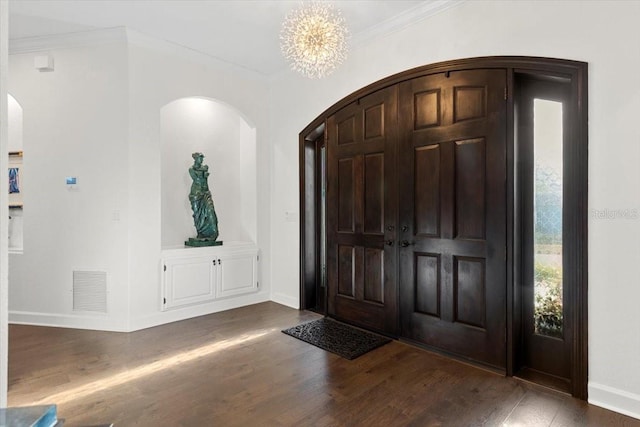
left=0, top=0, right=9, bottom=407
left=268, top=0, right=640, bottom=418
left=125, top=31, right=271, bottom=330
left=161, top=97, right=256, bottom=248
left=5, top=28, right=272, bottom=332
left=8, top=40, right=131, bottom=331
left=5, top=28, right=271, bottom=334
left=8, top=94, right=22, bottom=152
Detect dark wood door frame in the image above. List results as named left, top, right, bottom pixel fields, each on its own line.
left=299, top=56, right=588, bottom=399
left=300, top=123, right=326, bottom=314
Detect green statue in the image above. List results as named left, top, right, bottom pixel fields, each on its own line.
left=185, top=153, right=222, bottom=247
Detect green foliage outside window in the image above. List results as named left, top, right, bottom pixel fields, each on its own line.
left=534, top=262, right=563, bottom=338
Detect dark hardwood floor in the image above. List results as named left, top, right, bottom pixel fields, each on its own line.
left=7, top=302, right=639, bottom=426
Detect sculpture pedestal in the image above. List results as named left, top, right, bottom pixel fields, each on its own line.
left=184, top=237, right=223, bottom=247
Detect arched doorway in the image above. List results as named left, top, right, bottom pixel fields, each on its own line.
left=299, top=56, right=588, bottom=398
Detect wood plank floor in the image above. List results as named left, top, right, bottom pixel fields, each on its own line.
left=7, top=302, right=640, bottom=427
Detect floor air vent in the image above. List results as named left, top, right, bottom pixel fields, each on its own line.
left=73, top=270, right=107, bottom=313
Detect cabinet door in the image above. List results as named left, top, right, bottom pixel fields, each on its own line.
left=217, top=252, right=258, bottom=298
left=162, top=256, right=216, bottom=310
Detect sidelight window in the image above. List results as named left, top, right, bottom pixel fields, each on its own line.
left=532, top=99, right=563, bottom=338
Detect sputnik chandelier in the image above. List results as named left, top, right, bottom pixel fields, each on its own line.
left=280, top=1, right=348, bottom=79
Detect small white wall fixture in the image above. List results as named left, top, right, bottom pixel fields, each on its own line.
left=160, top=97, right=257, bottom=249
left=34, top=54, right=54, bottom=72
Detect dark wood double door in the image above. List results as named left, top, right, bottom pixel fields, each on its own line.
left=326, top=69, right=507, bottom=369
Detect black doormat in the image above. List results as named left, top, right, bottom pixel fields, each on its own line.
left=282, top=318, right=391, bottom=360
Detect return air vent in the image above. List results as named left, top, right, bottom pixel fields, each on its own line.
left=72, top=270, right=107, bottom=313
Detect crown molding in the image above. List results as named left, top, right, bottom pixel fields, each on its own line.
left=351, top=0, right=466, bottom=47
left=124, top=28, right=265, bottom=80
left=9, top=25, right=265, bottom=80
left=9, top=27, right=127, bottom=55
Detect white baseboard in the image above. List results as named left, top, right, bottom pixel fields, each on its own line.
left=10, top=292, right=284, bottom=333
left=270, top=292, right=299, bottom=309
left=9, top=310, right=129, bottom=332
left=589, top=382, right=640, bottom=420
left=129, top=291, right=270, bottom=332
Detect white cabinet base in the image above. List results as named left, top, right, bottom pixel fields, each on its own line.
left=161, top=242, right=259, bottom=312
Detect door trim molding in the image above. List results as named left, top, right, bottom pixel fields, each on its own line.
left=299, top=56, right=588, bottom=399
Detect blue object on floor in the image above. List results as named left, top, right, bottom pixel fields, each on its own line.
left=0, top=404, right=61, bottom=426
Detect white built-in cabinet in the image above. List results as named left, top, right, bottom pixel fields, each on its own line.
left=160, top=242, right=259, bottom=311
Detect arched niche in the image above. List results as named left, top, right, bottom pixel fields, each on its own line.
left=8, top=94, right=24, bottom=252
left=160, top=97, right=257, bottom=249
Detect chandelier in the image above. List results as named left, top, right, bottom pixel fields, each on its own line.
left=280, top=2, right=348, bottom=79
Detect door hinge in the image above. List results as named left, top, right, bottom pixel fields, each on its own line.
left=504, top=86, right=508, bottom=100
left=257, top=255, right=260, bottom=261
left=257, top=281, right=259, bottom=288
left=163, top=297, right=166, bottom=305
left=163, top=265, right=166, bottom=272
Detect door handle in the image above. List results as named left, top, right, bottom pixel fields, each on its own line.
left=400, top=240, right=414, bottom=247
left=385, top=240, right=394, bottom=246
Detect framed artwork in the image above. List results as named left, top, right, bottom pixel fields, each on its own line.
left=9, top=167, right=19, bottom=193
left=9, top=151, right=23, bottom=208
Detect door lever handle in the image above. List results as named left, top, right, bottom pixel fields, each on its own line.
left=385, top=240, right=394, bottom=247
left=400, top=240, right=414, bottom=247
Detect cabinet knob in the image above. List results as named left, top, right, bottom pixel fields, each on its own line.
left=385, top=240, right=394, bottom=246
left=400, top=240, right=414, bottom=247
left=213, top=260, right=217, bottom=265
left=401, top=225, right=409, bottom=232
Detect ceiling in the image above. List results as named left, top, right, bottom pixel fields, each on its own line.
left=8, top=0, right=459, bottom=76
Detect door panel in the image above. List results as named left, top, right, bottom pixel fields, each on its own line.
left=414, top=145, right=441, bottom=237
left=337, top=245, right=355, bottom=297
left=415, top=253, right=440, bottom=317
left=337, top=158, right=355, bottom=232
left=454, top=256, right=486, bottom=328
left=364, top=248, right=384, bottom=303
left=399, top=69, right=507, bottom=369
left=327, top=86, right=398, bottom=335
left=364, top=154, right=385, bottom=234
left=454, top=138, right=486, bottom=239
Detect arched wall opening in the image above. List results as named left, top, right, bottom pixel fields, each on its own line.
left=160, top=97, right=257, bottom=249
left=8, top=94, right=23, bottom=252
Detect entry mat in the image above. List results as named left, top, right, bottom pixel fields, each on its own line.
left=282, top=317, right=391, bottom=360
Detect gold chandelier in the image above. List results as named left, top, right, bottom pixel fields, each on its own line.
left=280, top=2, right=348, bottom=79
